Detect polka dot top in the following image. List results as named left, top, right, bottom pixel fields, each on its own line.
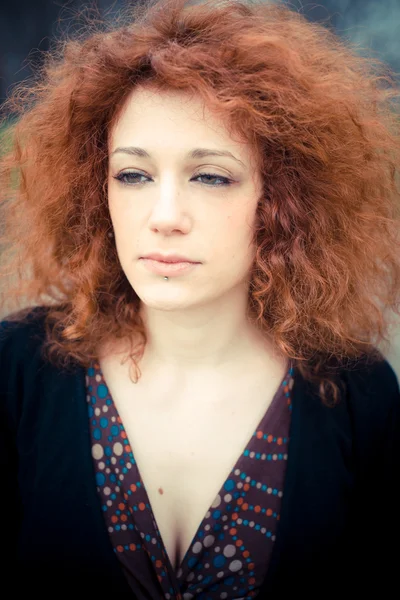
left=86, top=360, right=294, bottom=599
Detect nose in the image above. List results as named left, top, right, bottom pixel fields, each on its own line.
left=147, top=179, right=191, bottom=235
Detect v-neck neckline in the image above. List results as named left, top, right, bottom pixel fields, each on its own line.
left=92, top=360, right=294, bottom=582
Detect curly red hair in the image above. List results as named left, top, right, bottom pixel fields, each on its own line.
left=1, top=0, right=400, bottom=405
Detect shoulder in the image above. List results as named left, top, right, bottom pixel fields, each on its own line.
left=1, top=305, right=85, bottom=433
left=340, top=353, right=400, bottom=420
left=0, top=306, right=51, bottom=433
left=293, top=352, right=400, bottom=449
left=0, top=305, right=51, bottom=367
left=336, top=354, right=400, bottom=456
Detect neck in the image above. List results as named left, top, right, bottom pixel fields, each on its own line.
left=137, top=290, right=280, bottom=376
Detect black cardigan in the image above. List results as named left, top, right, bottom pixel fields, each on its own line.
left=1, top=308, right=400, bottom=598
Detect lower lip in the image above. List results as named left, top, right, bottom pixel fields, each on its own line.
left=139, top=258, right=200, bottom=276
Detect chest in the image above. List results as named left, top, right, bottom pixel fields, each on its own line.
left=99, top=359, right=288, bottom=572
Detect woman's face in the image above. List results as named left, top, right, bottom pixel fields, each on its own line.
left=107, top=86, right=263, bottom=312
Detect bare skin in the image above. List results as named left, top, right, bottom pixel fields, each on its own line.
left=100, top=346, right=289, bottom=572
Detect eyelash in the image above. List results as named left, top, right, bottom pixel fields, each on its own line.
left=113, top=171, right=233, bottom=188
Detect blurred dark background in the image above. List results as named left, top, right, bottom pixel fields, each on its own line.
left=0, top=0, right=399, bottom=107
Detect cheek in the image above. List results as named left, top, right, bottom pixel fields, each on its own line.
left=227, top=206, right=256, bottom=244
left=109, top=195, right=138, bottom=236
left=107, top=191, right=120, bottom=229
left=109, top=207, right=140, bottom=264
left=209, top=217, right=255, bottom=270
left=229, top=209, right=257, bottom=265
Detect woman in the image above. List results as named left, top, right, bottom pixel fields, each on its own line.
left=1, top=0, right=400, bottom=597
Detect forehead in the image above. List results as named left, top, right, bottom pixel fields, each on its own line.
left=113, top=85, right=223, bottom=130
left=109, top=86, right=256, bottom=166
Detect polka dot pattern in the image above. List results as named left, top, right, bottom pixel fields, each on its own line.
left=87, top=361, right=294, bottom=599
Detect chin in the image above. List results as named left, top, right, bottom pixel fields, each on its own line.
left=136, top=285, right=196, bottom=311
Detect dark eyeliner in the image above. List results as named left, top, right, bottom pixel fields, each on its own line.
left=113, top=171, right=233, bottom=187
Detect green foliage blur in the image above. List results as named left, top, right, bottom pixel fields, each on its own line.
left=0, top=119, right=19, bottom=192
left=0, top=119, right=12, bottom=156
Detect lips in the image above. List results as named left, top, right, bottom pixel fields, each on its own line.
left=149, top=257, right=191, bottom=264
left=139, top=257, right=200, bottom=276
left=141, top=253, right=199, bottom=264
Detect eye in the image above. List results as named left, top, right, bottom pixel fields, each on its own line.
left=113, top=171, right=233, bottom=187
left=195, top=173, right=232, bottom=187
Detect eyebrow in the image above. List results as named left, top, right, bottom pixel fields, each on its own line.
left=110, top=146, right=245, bottom=167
